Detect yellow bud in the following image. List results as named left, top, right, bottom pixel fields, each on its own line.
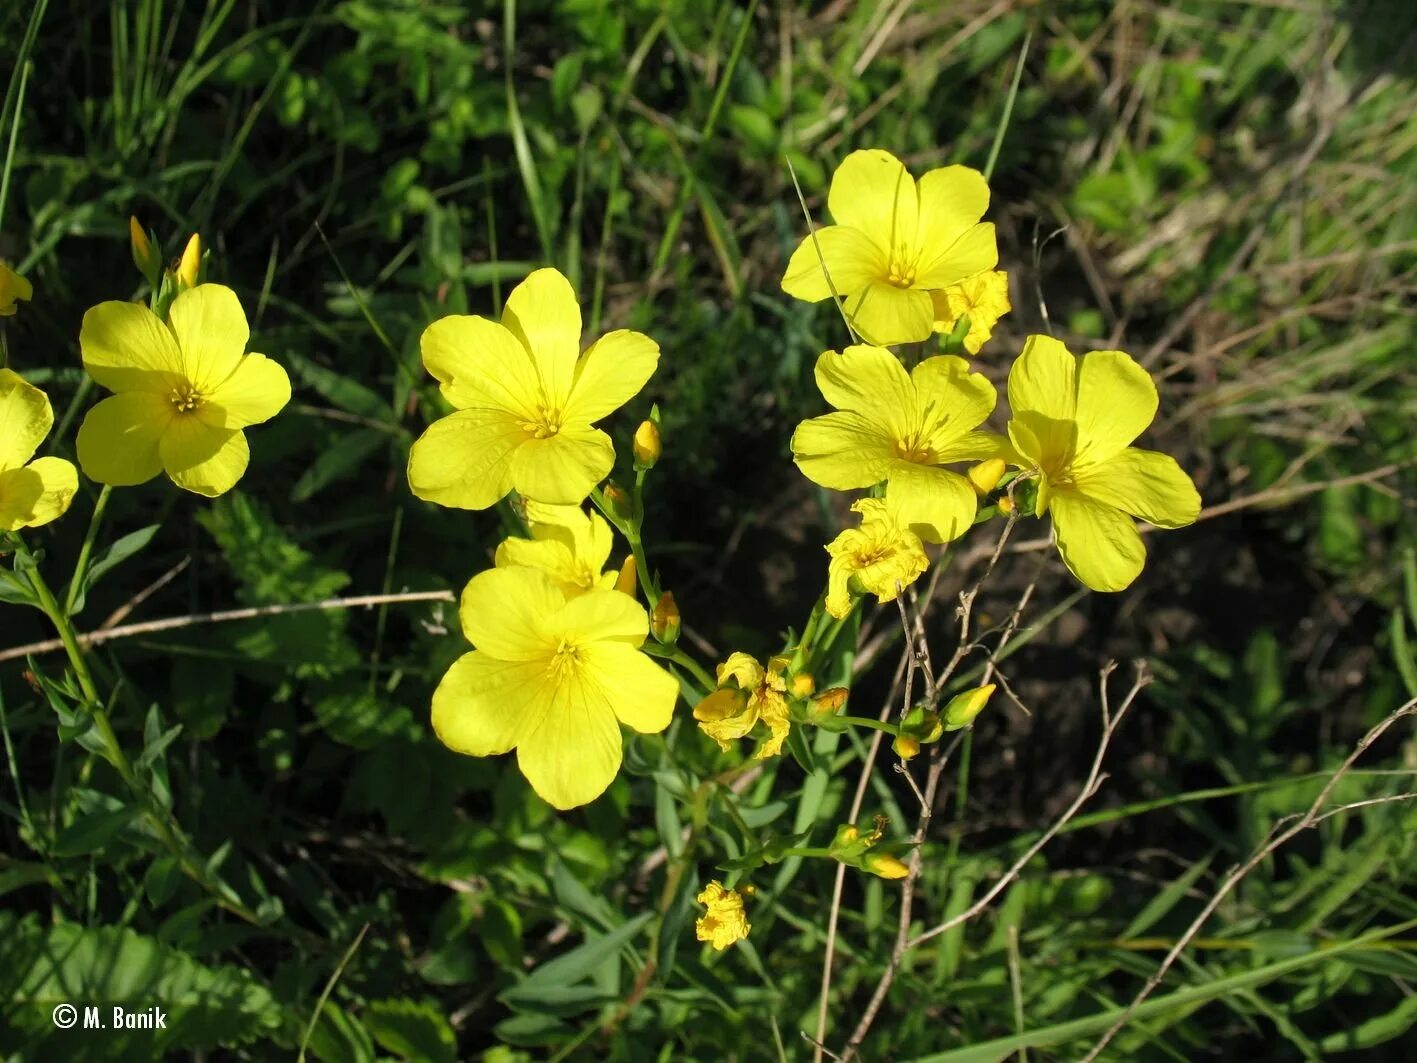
left=129, top=217, right=151, bottom=261
left=831, top=824, right=860, bottom=849
left=967, top=458, right=1007, bottom=497
left=614, top=556, right=638, bottom=597
left=632, top=419, right=661, bottom=469
left=863, top=852, right=911, bottom=880
left=651, top=591, right=681, bottom=645
left=892, top=734, right=921, bottom=760
left=175, top=233, right=202, bottom=289
left=997, top=495, right=1015, bottom=515
left=809, top=686, right=848, bottom=719
left=790, top=672, right=816, bottom=698
left=943, top=684, right=995, bottom=731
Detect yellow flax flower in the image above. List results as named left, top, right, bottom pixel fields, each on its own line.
left=75, top=285, right=290, bottom=497
left=408, top=268, right=659, bottom=510
left=431, top=565, right=678, bottom=810
left=1006, top=335, right=1201, bottom=592
left=693, top=652, right=791, bottom=760
left=781, top=149, right=998, bottom=346
left=932, top=270, right=1011, bottom=354
left=0, top=370, right=78, bottom=531
left=792, top=345, right=1004, bottom=543
left=824, top=491, right=930, bottom=620
left=0, top=262, right=33, bottom=316
left=494, top=500, right=617, bottom=597
left=695, top=881, right=750, bottom=950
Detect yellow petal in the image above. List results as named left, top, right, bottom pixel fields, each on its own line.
left=557, top=586, right=648, bottom=646
left=495, top=536, right=581, bottom=592
left=1073, top=447, right=1201, bottom=529
left=828, top=149, right=918, bottom=251
left=791, top=410, right=896, bottom=490
left=843, top=282, right=934, bottom=346
left=914, top=165, right=990, bottom=254
left=159, top=417, right=249, bottom=497
left=780, top=226, right=887, bottom=302
left=0, top=368, right=53, bottom=471
left=753, top=696, right=791, bottom=759
left=76, top=392, right=173, bottom=486
left=0, top=262, right=33, bottom=315
left=420, top=314, right=541, bottom=418
left=886, top=462, right=978, bottom=544
left=915, top=222, right=999, bottom=290
left=502, top=268, right=581, bottom=410
left=168, top=284, right=250, bottom=393
left=517, top=691, right=623, bottom=809
left=933, top=429, right=1019, bottom=465
left=201, top=353, right=291, bottom=429
left=1049, top=488, right=1146, bottom=592
left=509, top=426, right=613, bottom=506
left=1072, top=350, right=1158, bottom=466
left=564, top=328, right=659, bottom=424
left=814, top=346, right=914, bottom=436
left=80, top=301, right=185, bottom=395
left=1007, top=334, right=1079, bottom=470
left=432, top=651, right=550, bottom=756
left=0, top=457, right=78, bottom=531
left=717, top=652, right=766, bottom=691
left=578, top=641, right=678, bottom=733
left=910, top=355, right=997, bottom=450
left=459, top=565, right=563, bottom=661
left=407, top=408, right=524, bottom=510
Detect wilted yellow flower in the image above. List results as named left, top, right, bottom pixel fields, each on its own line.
left=650, top=590, right=681, bottom=644
left=793, top=345, right=1005, bottom=543
left=693, top=652, right=791, bottom=759
left=0, top=370, right=78, bottom=531
left=495, top=500, right=616, bottom=597
left=1006, top=335, right=1201, bottom=591
left=695, top=881, right=750, bottom=950
left=781, top=149, right=997, bottom=346
left=932, top=270, right=1011, bottom=354
left=0, top=262, right=33, bottom=317
left=432, top=566, right=678, bottom=810
left=75, top=285, right=291, bottom=497
left=824, top=493, right=929, bottom=619
left=407, top=268, right=659, bottom=510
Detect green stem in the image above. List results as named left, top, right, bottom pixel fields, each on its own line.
left=668, top=648, right=715, bottom=697
left=64, top=484, right=112, bottom=615
left=835, top=714, right=902, bottom=737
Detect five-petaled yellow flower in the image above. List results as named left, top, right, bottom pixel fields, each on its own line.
left=825, top=491, right=929, bottom=619
left=793, top=345, right=1003, bottom=543
left=495, top=500, right=618, bottom=598
left=781, top=149, right=998, bottom=346
left=431, top=565, right=678, bottom=810
left=408, top=268, right=659, bottom=510
left=1006, top=335, right=1201, bottom=592
left=75, top=285, right=291, bottom=497
left=0, top=262, right=33, bottom=317
left=693, top=652, right=792, bottom=760
left=932, top=270, right=1011, bottom=354
left=695, top=881, right=750, bottom=950
left=0, top=370, right=78, bottom=531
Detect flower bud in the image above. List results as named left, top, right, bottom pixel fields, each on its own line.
left=808, top=686, right=848, bottom=721
left=863, top=852, right=911, bottom=880
left=175, top=233, right=202, bottom=289
left=943, top=684, right=995, bottom=731
left=651, top=591, right=681, bottom=645
left=967, top=458, right=1007, bottom=497
left=632, top=419, right=661, bottom=470
left=997, top=495, right=1015, bottom=515
left=602, top=481, right=633, bottom=522
left=789, top=672, right=816, bottom=698
left=892, top=734, right=921, bottom=760
left=614, top=555, right=638, bottom=597
left=830, top=823, right=860, bottom=850
left=128, top=217, right=164, bottom=290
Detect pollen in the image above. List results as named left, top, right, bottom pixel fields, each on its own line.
left=522, top=404, right=564, bottom=439
left=892, top=435, right=933, bottom=464
left=548, top=638, right=584, bottom=683
left=168, top=384, right=204, bottom=413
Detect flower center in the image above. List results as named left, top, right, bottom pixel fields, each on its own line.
left=522, top=404, right=563, bottom=440
left=893, top=434, right=933, bottom=464
left=885, top=244, right=917, bottom=289
left=169, top=384, right=204, bottom=414
left=548, top=639, right=583, bottom=684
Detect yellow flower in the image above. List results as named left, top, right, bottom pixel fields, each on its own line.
left=408, top=268, right=659, bottom=510
left=781, top=149, right=998, bottom=346
left=1006, top=335, right=1201, bottom=592
left=431, top=565, right=678, bottom=810
left=693, top=652, right=791, bottom=760
left=695, top=881, right=750, bottom=950
left=0, top=370, right=78, bottom=531
left=75, top=285, right=291, bottom=497
left=0, top=262, right=33, bottom=316
left=931, top=269, right=1011, bottom=354
left=792, top=344, right=1005, bottom=543
left=494, top=500, right=617, bottom=597
left=824, top=493, right=929, bottom=619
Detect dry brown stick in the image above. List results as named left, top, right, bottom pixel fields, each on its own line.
left=1079, top=697, right=1417, bottom=1062
left=0, top=590, right=456, bottom=664
left=99, top=556, right=191, bottom=631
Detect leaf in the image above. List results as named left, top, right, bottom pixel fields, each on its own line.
left=286, top=351, right=391, bottom=421
left=498, top=911, right=652, bottom=1009
left=49, top=807, right=137, bottom=858
left=69, top=524, right=159, bottom=614
left=291, top=428, right=389, bottom=503
left=364, top=999, right=456, bottom=1063
left=0, top=567, right=37, bottom=606
left=1122, top=853, right=1213, bottom=938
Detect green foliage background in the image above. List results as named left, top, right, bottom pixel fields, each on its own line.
left=1, top=0, right=1415, bottom=1058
